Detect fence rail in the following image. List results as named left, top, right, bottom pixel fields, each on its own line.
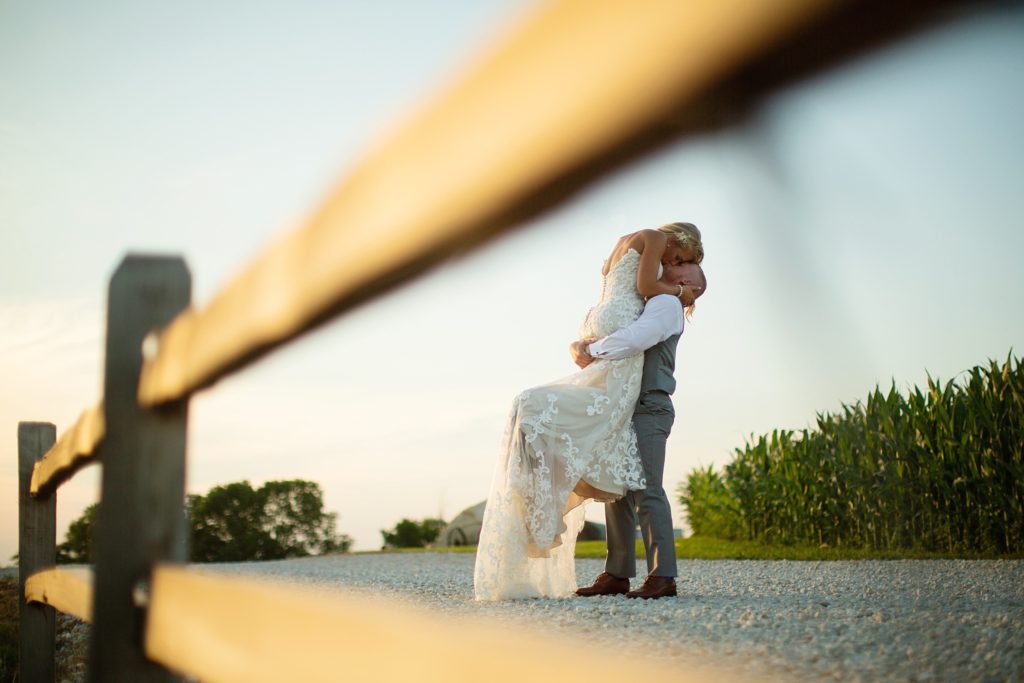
left=23, top=563, right=709, bottom=683
left=29, top=402, right=105, bottom=497
left=23, top=568, right=93, bottom=623
left=15, top=0, right=880, bottom=680
left=134, top=0, right=829, bottom=408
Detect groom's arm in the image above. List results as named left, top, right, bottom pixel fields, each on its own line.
left=578, top=294, right=684, bottom=364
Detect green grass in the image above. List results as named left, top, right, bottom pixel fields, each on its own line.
left=365, top=536, right=1022, bottom=560
left=356, top=545, right=477, bottom=555
left=576, top=537, right=1020, bottom=560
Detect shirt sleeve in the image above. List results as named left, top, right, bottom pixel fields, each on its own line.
left=587, top=294, right=684, bottom=361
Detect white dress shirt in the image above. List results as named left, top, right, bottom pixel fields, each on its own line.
left=587, top=294, right=684, bottom=360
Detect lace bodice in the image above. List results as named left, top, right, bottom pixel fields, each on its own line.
left=581, top=248, right=645, bottom=339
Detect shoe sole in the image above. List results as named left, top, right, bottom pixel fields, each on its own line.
left=625, top=591, right=677, bottom=599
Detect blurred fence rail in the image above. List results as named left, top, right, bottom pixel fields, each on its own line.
left=23, top=567, right=93, bottom=623
left=17, top=0, right=961, bottom=680
left=29, top=403, right=105, bottom=497
left=134, top=0, right=829, bottom=407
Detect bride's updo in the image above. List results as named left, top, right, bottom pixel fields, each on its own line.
left=658, top=222, right=704, bottom=264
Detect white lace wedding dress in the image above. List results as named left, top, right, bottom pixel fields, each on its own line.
left=474, top=249, right=648, bottom=600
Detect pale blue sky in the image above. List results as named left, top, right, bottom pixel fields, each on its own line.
left=2, top=1, right=1022, bottom=560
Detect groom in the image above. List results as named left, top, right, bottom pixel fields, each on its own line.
left=570, top=261, right=706, bottom=600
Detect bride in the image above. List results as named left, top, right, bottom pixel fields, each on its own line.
left=474, top=222, right=703, bottom=601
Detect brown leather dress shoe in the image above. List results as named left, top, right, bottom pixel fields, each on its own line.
left=576, top=572, right=630, bottom=597
left=625, top=575, right=677, bottom=599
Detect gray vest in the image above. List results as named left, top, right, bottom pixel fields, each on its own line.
left=639, top=333, right=680, bottom=398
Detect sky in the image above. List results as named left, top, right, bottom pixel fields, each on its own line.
left=2, top=1, right=1023, bottom=562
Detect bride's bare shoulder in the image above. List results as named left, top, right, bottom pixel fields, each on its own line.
left=632, top=229, right=667, bottom=249
left=603, top=230, right=664, bottom=274
left=622, top=229, right=666, bottom=254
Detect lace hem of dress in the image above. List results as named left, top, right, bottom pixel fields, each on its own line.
left=473, top=355, right=646, bottom=601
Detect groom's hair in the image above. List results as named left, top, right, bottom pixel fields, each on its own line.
left=680, top=262, right=707, bottom=298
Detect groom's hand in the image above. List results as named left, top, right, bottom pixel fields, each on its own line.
left=570, top=339, right=597, bottom=369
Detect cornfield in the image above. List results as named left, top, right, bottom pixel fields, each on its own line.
left=679, top=353, right=1024, bottom=554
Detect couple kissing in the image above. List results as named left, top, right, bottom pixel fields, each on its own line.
left=474, top=222, right=707, bottom=602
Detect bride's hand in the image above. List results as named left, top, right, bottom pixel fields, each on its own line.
left=677, top=284, right=700, bottom=306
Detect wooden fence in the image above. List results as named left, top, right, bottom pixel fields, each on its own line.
left=16, top=0, right=928, bottom=680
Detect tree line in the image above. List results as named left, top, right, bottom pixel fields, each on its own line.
left=55, top=476, right=454, bottom=563
left=58, top=479, right=351, bottom=563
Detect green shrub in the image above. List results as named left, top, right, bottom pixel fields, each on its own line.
left=677, top=465, right=744, bottom=539
left=380, top=518, right=445, bottom=548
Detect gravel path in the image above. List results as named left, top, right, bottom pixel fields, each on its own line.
left=205, top=553, right=1024, bottom=683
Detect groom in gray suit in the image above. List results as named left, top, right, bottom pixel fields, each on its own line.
left=570, top=261, right=706, bottom=600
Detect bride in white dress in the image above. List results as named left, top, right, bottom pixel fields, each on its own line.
left=474, top=222, right=703, bottom=601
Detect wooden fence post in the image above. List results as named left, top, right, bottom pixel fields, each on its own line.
left=89, top=255, right=190, bottom=683
left=19, top=421, right=57, bottom=683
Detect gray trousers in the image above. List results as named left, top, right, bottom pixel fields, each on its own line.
left=604, top=391, right=677, bottom=578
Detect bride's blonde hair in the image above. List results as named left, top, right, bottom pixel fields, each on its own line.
left=658, top=222, right=704, bottom=264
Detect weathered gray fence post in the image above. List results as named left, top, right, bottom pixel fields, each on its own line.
left=89, top=255, right=190, bottom=683
left=19, top=421, right=57, bottom=683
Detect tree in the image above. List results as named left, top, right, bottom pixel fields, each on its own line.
left=190, top=479, right=351, bottom=562
left=261, top=479, right=348, bottom=555
left=57, top=503, right=98, bottom=563
left=380, top=517, right=445, bottom=548
left=188, top=482, right=273, bottom=562
left=55, top=479, right=351, bottom=565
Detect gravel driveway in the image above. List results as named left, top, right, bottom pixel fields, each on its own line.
left=208, top=553, right=1024, bottom=683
